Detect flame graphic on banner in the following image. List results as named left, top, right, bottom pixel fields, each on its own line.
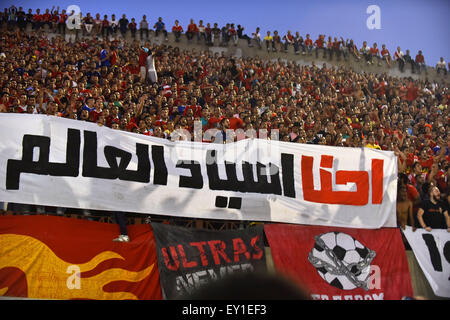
left=0, top=234, right=154, bottom=300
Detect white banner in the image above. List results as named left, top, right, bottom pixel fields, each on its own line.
left=0, top=114, right=397, bottom=228
left=402, top=226, right=450, bottom=297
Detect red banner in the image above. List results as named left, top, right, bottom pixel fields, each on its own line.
left=265, top=224, right=413, bottom=300
left=0, top=215, right=162, bottom=300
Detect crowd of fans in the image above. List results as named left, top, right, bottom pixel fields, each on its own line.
left=0, top=6, right=449, bottom=232
left=2, top=5, right=450, bottom=74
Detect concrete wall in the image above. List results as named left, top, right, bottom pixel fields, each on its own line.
left=145, top=33, right=448, bottom=83
left=52, top=27, right=449, bottom=83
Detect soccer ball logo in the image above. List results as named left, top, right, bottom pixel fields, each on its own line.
left=308, top=232, right=376, bottom=291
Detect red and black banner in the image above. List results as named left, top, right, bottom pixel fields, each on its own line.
left=151, top=223, right=266, bottom=299
left=265, top=224, right=413, bottom=300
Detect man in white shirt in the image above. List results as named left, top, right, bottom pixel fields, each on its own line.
left=251, top=27, right=262, bottom=49
left=394, top=46, right=405, bottom=72
left=139, top=15, right=149, bottom=40
left=436, top=57, right=447, bottom=75
left=360, top=41, right=371, bottom=64
left=109, top=14, right=118, bottom=36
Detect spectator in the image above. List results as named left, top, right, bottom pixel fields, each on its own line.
left=139, top=15, right=149, bottom=40
left=364, top=132, right=382, bottom=149
left=436, top=57, right=447, bottom=75
left=293, top=31, right=304, bottom=55
left=283, top=30, right=294, bottom=53
left=101, top=14, right=110, bottom=38
left=153, top=17, right=168, bottom=41
left=360, top=41, right=371, bottom=64
left=211, top=22, right=221, bottom=45
left=50, top=7, right=60, bottom=33
left=251, top=27, right=262, bottom=49
left=394, top=46, right=405, bottom=72
left=118, top=14, right=129, bottom=38
left=325, top=36, right=333, bottom=59
left=186, top=19, right=198, bottom=42
left=172, top=19, right=183, bottom=42
left=272, top=30, right=282, bottom=52
left=237, top=24, right=252, bottom=47
left=83, top=13, right=94, bottom=36
left=347, top=39, right=360, bottom=61
left=339, top=37, right=348, bottom=61
left=25, top=8, right=34, bottom=30
left=16, top=6, right=26, bottom=31
left=32, top=8, right=42, bottom=31
left=369, top=42, right=381, bottom=66
left=417, top=186, right=450, bottom=231
left=304, top=34, right=313, bottom=55
left=129, top=18, right=137, bottom=39
left=41, top=8, right=52, bottom=30
left=220, top=23, right=230, bottom=46
left=397, top=184, right=415, bottom=231
left=198, top=20, right=206, bottom=43
left=415, top=50, right=426, bottom=74
left=314, top=34, right=325, bottom=59
left=264, top=31, right=274, bottom=52
left=93, top=13, right=102, bottom=35
left=404, top=49, right=415, bottom=73
left=380, top=44, right=391, bottom=68
left=332, top=37, right=342, bottom=61
left=228, top=23, right=238, bottom=46
left=109, top=14, right=118, bottom=36
left=205, top=22, right=213, bottom=45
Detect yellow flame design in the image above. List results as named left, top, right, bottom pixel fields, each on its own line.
left=0, top=234, right=154, bottom=300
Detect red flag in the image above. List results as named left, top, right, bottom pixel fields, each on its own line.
left=0, top=215, right=162, bottom=300
left=265, top=224, right=413, bottom=300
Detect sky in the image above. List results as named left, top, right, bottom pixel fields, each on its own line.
left=6, top=0, right=450, bottom=66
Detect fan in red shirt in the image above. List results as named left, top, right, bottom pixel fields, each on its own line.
left=415, top=50, right=426, bottom=74
left=154, top=108, right=170, bottom=128
left=183, top=97, right=202, bottom=118
left=128, top=18, right=137, bottom=39
left=369, top=42, right=380, bottom=65
left=122, top=62, right=140, bottom=75
left=314, top=35, right=325, bottom=58
left=222, top=104, right=244, bottom=130
left=227, top=115, right=244, bottom=130
left=33, top=9, right=42, bottom=30
left=172, top=20, right=183, bottom=42
left=42, top=9, right=51, bottom=25
left=304, top=34, right=313, bottom=54
left=380, top=44, right=391, bottom=67
left=374, top=78, right=386, bottom=97
left=435, top=165, right=449, bottom=195
left=406, top=80, right=418, bottom=102
left=207, top=108, right=225, bottom=129
left=186, top=19, right=199, bottom=41
left=314, top=35, right=324, bottom=48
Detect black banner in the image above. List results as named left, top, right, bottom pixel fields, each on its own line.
left=151, top=223, right=267, bottom=299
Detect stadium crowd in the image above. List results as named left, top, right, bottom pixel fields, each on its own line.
left=0, top=6, right=449, bottom=232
